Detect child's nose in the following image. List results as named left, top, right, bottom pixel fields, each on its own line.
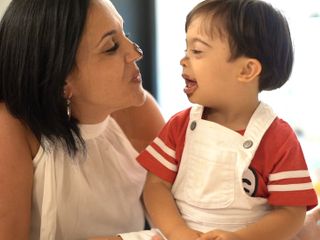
left=180, top=55, right=187, bottom=67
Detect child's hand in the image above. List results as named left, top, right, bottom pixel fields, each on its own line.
left=165, top=225, right=202, bottom=240
left=88, top=236, right=122, bottom=240
left=172, top=228, right=202, bottom=240
left=151, top=235, right=164, bottom=240
left=196, top=229, right=241, bottom=240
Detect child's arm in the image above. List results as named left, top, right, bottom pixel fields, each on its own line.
left=294, top=206, right=320, bottom=240
left=198, top=206, right=306, bottom=240
left=143, top=172, right=202, bottom=240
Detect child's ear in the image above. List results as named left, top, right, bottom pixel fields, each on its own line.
left=238, top=58, right=262, bottom=83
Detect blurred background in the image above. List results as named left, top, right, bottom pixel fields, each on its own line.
left=1, top=0, right=319, bottom=196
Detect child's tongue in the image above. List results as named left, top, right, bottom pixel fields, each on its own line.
left=184, top=80, right=198, bottom=95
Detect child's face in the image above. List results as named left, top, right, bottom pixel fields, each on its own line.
left=181, top=16, right=246, bottom=108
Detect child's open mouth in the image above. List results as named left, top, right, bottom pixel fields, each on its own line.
left=182, top=74, right=198, bottom=95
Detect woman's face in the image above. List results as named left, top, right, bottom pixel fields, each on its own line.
left=66, top=0, right=145, bottom=123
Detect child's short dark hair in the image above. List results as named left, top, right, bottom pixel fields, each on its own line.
left=186, top=0, right=294, bottom=91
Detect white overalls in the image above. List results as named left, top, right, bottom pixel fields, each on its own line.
left=171, top=102, right=276, bottom=232
left=119, top=102, right=277, bottom=240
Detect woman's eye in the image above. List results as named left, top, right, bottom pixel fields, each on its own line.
left=105, top=43, right=119, bottom=53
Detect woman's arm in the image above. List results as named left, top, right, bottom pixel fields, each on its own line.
left=0, top=104, right=34, bottom=239
left=111, top=91, right=165, bottom=152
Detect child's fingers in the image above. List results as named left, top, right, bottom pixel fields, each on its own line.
left=151, top=235, right=164, bottom=240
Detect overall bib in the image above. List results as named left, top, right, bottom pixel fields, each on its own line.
left=171, top=102, right=276, bottom=232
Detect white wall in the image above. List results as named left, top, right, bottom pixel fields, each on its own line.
left=155, top=0, right=201, bottom=120
left=0, top=0, right=11, bottom=18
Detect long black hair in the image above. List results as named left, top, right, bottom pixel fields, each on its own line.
left=0, top=0, right=90, bottom=155
left=186, top=0, right=294, bottom=91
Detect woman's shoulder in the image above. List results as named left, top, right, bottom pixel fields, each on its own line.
left=0, top=103, right=35, bottom=235
left=111, top=92, right=165, bottom=152
left=0, top=103, right=39, bottom=158
left=0, top=103, right=27, bottom=138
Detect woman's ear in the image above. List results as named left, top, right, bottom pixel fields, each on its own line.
left=238, top=58, right=262, bottom=83
left=63, top=81, right=73, bottom=99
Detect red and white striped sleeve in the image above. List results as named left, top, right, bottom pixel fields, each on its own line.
left=264, top=119, right=318, bottom=210
left=137, top=108, right=191, bottom=183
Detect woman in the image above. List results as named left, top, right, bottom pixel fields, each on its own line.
left=0, top=0, right=318, bottom=240
left=0, top=0, right=164, bottom=239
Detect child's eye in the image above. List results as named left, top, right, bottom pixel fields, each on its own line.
left=185, top=48, right=202, bottom=55
left=105, top=43, right=119, bottom=53
left=191, top=49, right=202, bottom=54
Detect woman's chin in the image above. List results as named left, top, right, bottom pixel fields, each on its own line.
left=132, top=89, right=147, bottom=107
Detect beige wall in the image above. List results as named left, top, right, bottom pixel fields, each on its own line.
left=0, top=0, right=11, bottom=18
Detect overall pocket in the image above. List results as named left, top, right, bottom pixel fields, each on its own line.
left=185, top=143, right=237, bottom=209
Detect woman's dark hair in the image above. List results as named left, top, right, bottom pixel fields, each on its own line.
left=186, top=0, right=294, bottom=91
left=0, top=0, right=90, bottom=155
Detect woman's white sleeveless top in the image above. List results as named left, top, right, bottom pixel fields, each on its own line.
left=30, top=116, right=147, bottom=240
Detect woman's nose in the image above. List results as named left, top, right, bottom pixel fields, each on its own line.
left=133, top=42, right=143, bottom=58
left=126, top=42, right=143, bottom=63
